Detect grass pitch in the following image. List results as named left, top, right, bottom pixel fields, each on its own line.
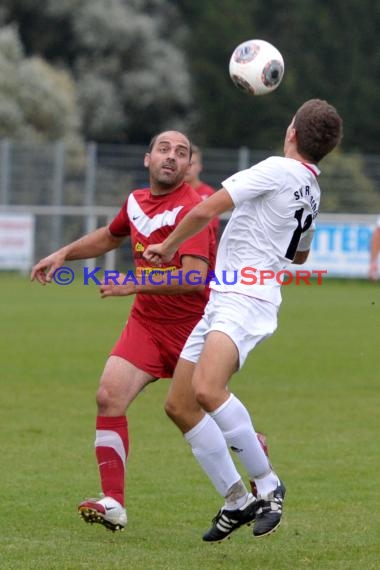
left=1, top=273, right=379, bottom=569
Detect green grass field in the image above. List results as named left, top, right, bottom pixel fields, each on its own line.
left=1, top=273, right=379, bottom=569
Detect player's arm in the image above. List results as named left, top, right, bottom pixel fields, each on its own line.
left=144, top=188, right=234, bottom=264
left=99, top=255, right=209, bottom=297
left=369, top=227, right=380, bottom=280
left=31, top=227, right=125, bottom=285
left=292, top=223, right=315, bottom=265
left=292, top=250, right=310, bottom=264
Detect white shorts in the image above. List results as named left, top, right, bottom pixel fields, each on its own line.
left=181, top=290, right=278, bottom=369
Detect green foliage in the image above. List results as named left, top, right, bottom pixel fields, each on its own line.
left=1, top=0, right=380, bottom=153
left=177, top=0, right=380, bottom=153
left=0, top=25, right=81, bottom=143
left=320, top=151, right=380, bottom=213
left=1, top=0, right=192, bottom=143
left=1, top=274, right=379, bottom=568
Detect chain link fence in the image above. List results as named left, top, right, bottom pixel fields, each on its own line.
left=1, top=139, right=380, bottom=268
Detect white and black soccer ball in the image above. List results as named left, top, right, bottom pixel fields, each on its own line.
left=229, top=39, right=284, bottom=96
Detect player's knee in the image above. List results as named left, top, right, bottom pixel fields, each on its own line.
left=193, top=383, right=222, bottom=412
left=165, top=396, right=204, bottom=434
left=194, top=388, right=212, bottom=410
left=96, top=385, right=114, bottom=414
left=164, top=396, right=181, bottom=423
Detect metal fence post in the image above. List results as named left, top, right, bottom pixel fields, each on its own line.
left=51, top=140, right=65, bottom=250
left=84, top=142, right=97, bottom=272
left=105, top=215, right=117, bottom=273
left=238, top=146, right=250, bottom=171
left=0, top=139, right=11, bottom=205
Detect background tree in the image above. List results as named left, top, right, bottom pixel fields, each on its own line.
left=177, top=0, right=380, bottom=153
left=319, top=152, right=379, bottom=213
left=1, top=0, right=380, bottom=152
left=0, top=24, right=80, bottom=143
left=1, top=0, right=192, bottom=143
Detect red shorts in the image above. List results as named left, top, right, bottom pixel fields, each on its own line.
left=110, top=314, right=200, bottom=378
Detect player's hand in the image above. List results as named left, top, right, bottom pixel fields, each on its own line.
left=369, top=261, right=378, bottom=281
left=144, top=243, right=175, bottom=264
left=30, top=251, right=66, bottom=285
left=100, top=272, right=127, bottom=286
left=99, top=281, right=136, bottom=298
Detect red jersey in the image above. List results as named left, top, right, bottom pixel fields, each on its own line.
left=109, top=182, right=214, bottom=323
left=194, top=182, right=220, bottom=266
left=194, top=181, right=216, bottom=202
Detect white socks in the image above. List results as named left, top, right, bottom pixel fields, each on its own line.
left=253, top=470, right=280, bottom=497
left=185, top=414, right=251, bottom=509
left=210, top=393, right=271, bottom=480
left=185, top=414, right=242, bottom=498
left=185, top=394, right=280, bottom=506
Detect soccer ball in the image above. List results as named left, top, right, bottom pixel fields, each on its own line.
left=229, top=39, right=284, bottom=96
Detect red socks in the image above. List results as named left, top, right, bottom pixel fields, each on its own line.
left=95, top=416, right=129, bottom=506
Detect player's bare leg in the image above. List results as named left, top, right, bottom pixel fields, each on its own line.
left=79, top=356, right=154, bottom=532
left=165, top=358, right=204, bottom=432
left=165, top=355, right=256, bottom=541
left=192, top=331, right=285, bottom=538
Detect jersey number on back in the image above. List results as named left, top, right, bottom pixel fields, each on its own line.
left=285, top=207, right=313, bottom=260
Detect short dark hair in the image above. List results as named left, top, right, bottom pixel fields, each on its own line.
left=294, top=99, right=343, bottom=163
left=148, top=132, right=193, bottom=159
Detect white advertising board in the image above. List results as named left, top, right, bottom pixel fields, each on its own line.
left=301, top=214, right=375, bottom=278
left=0, top=213, right=35, bottom=271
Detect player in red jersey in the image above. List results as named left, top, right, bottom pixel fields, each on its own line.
left=185, top=145, right=220, bottom=267
left=31, top=131, right=213, bottom=532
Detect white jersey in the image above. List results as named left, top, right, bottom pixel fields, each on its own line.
left=211, top=156, right=321, bottom=307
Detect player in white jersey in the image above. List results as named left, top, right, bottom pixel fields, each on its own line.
left=212, top=156, right=320, bottom=306
left=144, top=99, right=343, bottom=542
